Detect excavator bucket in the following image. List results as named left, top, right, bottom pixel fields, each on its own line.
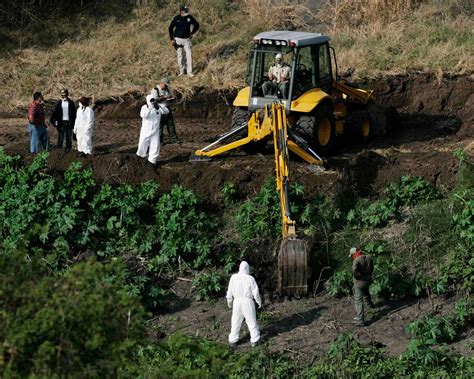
left=278, top=238, right=308, bottom=296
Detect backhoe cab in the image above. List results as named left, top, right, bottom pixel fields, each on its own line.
left=191, top=31, right=391, bottom=296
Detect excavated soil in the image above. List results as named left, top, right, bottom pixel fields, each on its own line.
left=1, top=72, right=473, bottom=357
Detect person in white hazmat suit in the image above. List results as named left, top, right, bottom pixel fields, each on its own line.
left=73, top=97, right=94, bottom=155
left=226, top=261, right=262, bottom=347
left=136, top=94, right=169, bottom=165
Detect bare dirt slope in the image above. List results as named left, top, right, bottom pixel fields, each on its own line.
left=157, top=280, right=472, bottom=360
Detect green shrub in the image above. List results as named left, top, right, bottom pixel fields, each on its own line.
left=0, top=251, right=147, bottom=377
left=153, top=185, right=214, bottom=270
left=125, top=333, right=297, bottom=378
left=406, top=299, right=473, bottom=344
left=309, top=333, right=473, bottom=378
left=235, top=177, right=340, bottom=241
left=326, top=270, right=353, bottom=297
left=220, top=181, right=238, bottom=205
left=347, top=175, right=440, bottom=228
left=192, top=272, right=227, bottom=301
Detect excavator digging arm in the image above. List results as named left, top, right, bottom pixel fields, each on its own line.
left=271, top=103, right=309, bottom=296
left=191, top=107, right=323, bottom=165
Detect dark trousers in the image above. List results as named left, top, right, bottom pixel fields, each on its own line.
left=160, top=110, right=178, bottom=143
left=354, top=283, right=374, bottom=322
left=57, top=120, right=73, bottom=150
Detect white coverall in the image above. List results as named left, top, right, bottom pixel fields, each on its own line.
left=73, top=105, right=94, bottom=155
left=136, top=95, right=169, bottom=164
left=226, top=261, right=262, bottom=344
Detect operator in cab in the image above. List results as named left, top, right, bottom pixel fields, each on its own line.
left=262, top=53, right=291, bottom=98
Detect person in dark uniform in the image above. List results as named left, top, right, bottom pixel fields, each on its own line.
left=50, top=89, right=76, bottom=151
left=350, top=247, right=375, bottom=326
left=168, top=4, right=200, bottom=77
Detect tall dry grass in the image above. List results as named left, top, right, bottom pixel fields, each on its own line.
left=315, top=0, right=473, bottom=77
left=0, top=0, right=472, bottom=111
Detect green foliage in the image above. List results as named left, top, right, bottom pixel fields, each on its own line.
left=453, top=149, right=474, bottom=192
left=220, top=181, right=238, bottom=205
left=0, top=150, right=218, bottom=309
left=235, top=177, right=281, bottom=240
left=0, top=250, right=146, bottom=377
left=192, top=272, right=227, bottom=301
left=154, top=185, right=214, bottom=270
left=325, top=270, right=353, bottom=297
left=347, top=175, right=440, bottom=228
left=309, top=332, right=473, bottom=378
left=125, top=333, right=297, bottom=378
left=406, top=299, right=473, bottom=344
left=235, top=177, right=340, bottom=241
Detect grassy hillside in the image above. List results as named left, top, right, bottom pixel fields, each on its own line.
left=0, top=0, right=472, bottom=111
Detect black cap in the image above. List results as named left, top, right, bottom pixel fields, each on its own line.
left=180, top=5, right=188, bottom=12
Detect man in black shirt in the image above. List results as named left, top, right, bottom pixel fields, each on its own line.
left=168, top=4, right=199, bottom=77
left=50, top=89, right=76, bottom=151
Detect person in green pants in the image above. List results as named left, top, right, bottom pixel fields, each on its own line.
left=350, top=247, right=375, bottom=326
left=151, top=78, right=181, bottom=144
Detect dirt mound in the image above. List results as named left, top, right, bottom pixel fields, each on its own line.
left=1, top=73, right=472, bottom=201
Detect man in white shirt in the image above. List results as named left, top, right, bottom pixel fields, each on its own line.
left=50, top=89, right=76, bottom=151
left=262, top=53, right=291, bottom=98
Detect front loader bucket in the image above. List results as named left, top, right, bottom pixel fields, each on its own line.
left=278, top=238, right=308, bottom=296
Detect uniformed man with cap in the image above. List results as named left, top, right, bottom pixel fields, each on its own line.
left=169, top=4, right=200, bottom=77
left=151, top=78, right=180, bottom=144
left=262, top=53, right=291, bottom=98
left=350, top=247, right=375, bottom=326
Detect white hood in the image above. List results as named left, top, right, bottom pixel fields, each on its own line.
left=146, top=94, right=154, bottom=107
left=239, top=261, right=250, bottom=275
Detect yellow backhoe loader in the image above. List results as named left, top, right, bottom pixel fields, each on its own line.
left=190, top=31, right=391, bottom=295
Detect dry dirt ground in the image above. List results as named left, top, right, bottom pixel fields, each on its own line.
left=157, top=280, right=472, bottom=361
left=1, top=73, right=472, bottom=359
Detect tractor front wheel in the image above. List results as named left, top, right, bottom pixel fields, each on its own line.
left=295, top=105, right=335, bottom=154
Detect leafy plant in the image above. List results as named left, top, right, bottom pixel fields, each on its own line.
left=153, top=185, right=215, bottom=270
left=326, top=270, right=353, bottom=297
left=192, top=272, right=227, bottom=301
left=220, top=181, right=238, bottom=205
left=406, top=299, right=473, bottom=344
left=347, top=175, right=440, bottom=228
left=0, top=251, right=147, bottom=377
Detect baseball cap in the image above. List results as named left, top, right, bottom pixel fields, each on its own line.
left=180, top=5, right=188, bottom=12
left=349, top=247, right=358, bottom=257
left=160, top=77, right=170, bottom=85
left=275, top=53, right=283, bottom=60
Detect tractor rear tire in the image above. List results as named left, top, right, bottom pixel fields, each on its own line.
left=294, top=105, right=335, bottom=155
left=231, top=107, right=267, bottom=154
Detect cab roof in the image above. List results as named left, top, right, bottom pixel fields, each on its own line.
left=253, top=31, right=330, bottom=47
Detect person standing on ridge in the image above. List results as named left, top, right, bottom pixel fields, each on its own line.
left=350, top=247, right=375, bottom=326
left=50, top=89, right=76, bottom=152
left=168, top=4, right=199, bottom=77
left=226, top=261, right=262, bottom=347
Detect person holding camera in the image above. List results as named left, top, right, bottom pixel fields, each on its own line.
left=151, top=78, right=180, bottom=144
left=168, top=4, right=199, bottom=77
left=136, top=94, right=169, bottom=165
